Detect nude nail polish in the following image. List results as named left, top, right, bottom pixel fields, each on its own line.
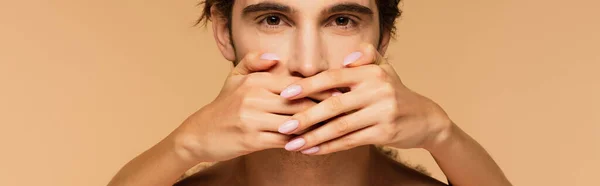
left=280, top=85, right=302, bottom=98
left=343, top=52, right=362, bottom=66
left=278, top=120, right=299, bottom=134
left=301, top=146, right=320, bottom=154
left=285, top=138, right=306, bottom=151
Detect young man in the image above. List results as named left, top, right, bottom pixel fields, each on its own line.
left=108, top=1, right=512, bottom=186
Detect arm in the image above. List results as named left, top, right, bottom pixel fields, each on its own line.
left=107, top=134, right=200, bottom=186
left=428, top=124, right=512, bottom=186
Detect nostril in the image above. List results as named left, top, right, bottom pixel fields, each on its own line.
left=290, top=71, right=305, bottom=78
left=289, top=59, right=328, bottom=77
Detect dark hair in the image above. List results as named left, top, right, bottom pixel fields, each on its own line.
left=195, top=0, right=402, bottom=37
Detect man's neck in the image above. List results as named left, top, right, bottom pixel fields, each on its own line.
left=240, top=145, right=375, bottom=186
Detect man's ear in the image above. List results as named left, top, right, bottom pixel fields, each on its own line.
left=211, top=6, right=236, bottom=62
left=377, top=30, right=392, bottom=56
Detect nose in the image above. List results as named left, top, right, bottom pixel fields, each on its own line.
left=287, top=24, right=328, bottom=77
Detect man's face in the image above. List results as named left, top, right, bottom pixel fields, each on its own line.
left=217, top=0, right=387, bottom=77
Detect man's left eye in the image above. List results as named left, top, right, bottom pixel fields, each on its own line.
left=326, top=16, right=357, bottom=29
left=334, top=17, right=351, bottom=26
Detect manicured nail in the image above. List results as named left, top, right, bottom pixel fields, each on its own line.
left=260, top=53, right=280, bottom=60
left=343, top=52, right=362, bottom=66
left=301, top=146, right=320, bottom=154
left=285, top=138, right=306, bottom=151
left=280, top=85, right=302, bottom=98
left=278, top=120, right=299, bottom=133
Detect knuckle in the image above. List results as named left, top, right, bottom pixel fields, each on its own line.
left=241, top=133, right=259, bottom=150
left=368, top=65, right=387, bottom=80
left=323, top=70, right=342, bottom=85
left=242, top=53, right=260, bottom=68
left=239, top=96, right=253, bottom=109
left=342, top=137, right=356, bottom=149
left=379, top=83, right=396, bottom=97
left=244, top=52, right=260, bottom=61
left=302, top=133, right=317, bottom=146
left=326, top=96, right=345, bottom=113
left=237, top=111, right=254, bottom=132
left=334, top=118, right=350, bottom=135
left=385, top=102, right=402, bottom=120
left=294, top=112, right=310, bottom=127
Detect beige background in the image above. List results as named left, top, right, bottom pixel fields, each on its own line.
left=1, top=0, right=598, bottom=185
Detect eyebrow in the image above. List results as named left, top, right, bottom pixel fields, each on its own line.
left=323, top=2, right=374, bottom=16
left=242, top=2, right=293, bottom=16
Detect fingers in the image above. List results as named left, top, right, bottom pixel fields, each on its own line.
left=241, top=111, right=289, bottom=132
left=342, top=43, right=400, bottom=81
left=277, top=90, right=371, bottom=134
left=231, top=52, right=280, bottom=76
left=300, top=126, right=382, bottom=155
left=242, top=73, right=301, bottom=93
left=255, top=131, right=292, bottom=149
left=279, top=68, right=365, bottom=100
left=243, top=73, right=338, bottom=100
left=247, top=90, right=317, bottom=115
left=306, top=89, right=343, bottom=102
left=344, top=44, right=401, bottom=79
left=344, top=43, right=387, bottom=67
left=290, top=106, right=380, bottom=152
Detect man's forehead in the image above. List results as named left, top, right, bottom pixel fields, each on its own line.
left=236, top=0, right=375, bottom=11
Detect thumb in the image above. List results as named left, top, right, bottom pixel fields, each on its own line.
left=231, top=53, right=280, bottom=76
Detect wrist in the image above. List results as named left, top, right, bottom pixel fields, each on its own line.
left=171, top=106, right=215, bottom=164
left=423, top=120, right=464, bottom=154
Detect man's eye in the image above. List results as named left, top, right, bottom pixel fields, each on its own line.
left=256, top=14, right=289, bottom=32
left=334, top=17, right=350, bottom=26
left=265, top=15, right=281, bottom=25
left=260, top=15, right=286, bottom=27
left=326, top=16, right=357, bottom=30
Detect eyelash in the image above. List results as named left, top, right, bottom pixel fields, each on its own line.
left=256, top=13, right=290, bottom=30
left=324, top=15, right=359, bottom=30
left=256, top=14, right=360, bottom=31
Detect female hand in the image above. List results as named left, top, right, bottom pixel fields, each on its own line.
left=276, top=44, right=455, bottom=155
left=170, top=52, right=337, bottom=162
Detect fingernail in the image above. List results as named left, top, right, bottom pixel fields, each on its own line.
left=260, top=53, right=280, bottom=60
left=301, top=146, right=320, bottom=154
left=285, top=138, right=306, bottom=151
left=278, top=120, right=299, bottom=134
left=280, top=85, right=302, bottom=98
left=343, top=52, right=362, bottom=66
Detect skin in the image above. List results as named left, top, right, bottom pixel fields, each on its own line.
left=108, top=0, right=512, bottom=186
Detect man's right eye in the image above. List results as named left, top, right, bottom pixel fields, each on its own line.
left=265, top=15, right=281, bottom=25
left=256, top=14, right=290, bottom=32
left=258, top=14, right=288, bottom=28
